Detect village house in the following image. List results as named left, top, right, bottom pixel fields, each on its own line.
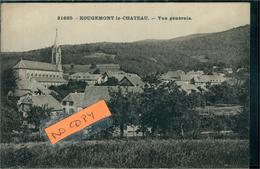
left=192, top=75, right=226, bottom=86
left=84, top=86, right=143, bottom=102
left=186, top=70, right=204, bottom=77
left=175, top=81, right=200, bottom=94
left=13, top=29, right=67, bottom=87
left=160, top=70, right=185, bottom=82
left=99, top=70, right=127, bottom=83
left=69, top=72, right=102, bottom=85
left=18, top=94, right=63, bottom=128
left=61, top=92, right=85, bottom=114
left=179, top=74, right=193, bottom=84
left=61, top=85, right=144, bottom=137
left=223, top=68, right=233, bottom=74
left=61, top=86, right=143, bottom=114
left=13, top=78, right=52, bottom=98
left=96, top=64, right=121, bottom=72
left=119, top=74, right=145, bottom=87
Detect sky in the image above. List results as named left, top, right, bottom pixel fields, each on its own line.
left=1, top=3, right=250, bottom=52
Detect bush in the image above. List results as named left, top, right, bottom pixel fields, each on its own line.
left=0, top=139, right=249, bottom=168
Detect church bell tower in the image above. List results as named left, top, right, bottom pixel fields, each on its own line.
left=52, top=29, right=62, bottom=72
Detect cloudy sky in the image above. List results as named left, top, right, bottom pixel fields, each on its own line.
left=1, top=3, right=250, bottom=52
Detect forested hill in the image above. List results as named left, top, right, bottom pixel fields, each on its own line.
left=1, top=25, right=249, bottom=76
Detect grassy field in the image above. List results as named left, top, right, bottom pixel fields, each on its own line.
left=0, top=139, right=249, bottom=168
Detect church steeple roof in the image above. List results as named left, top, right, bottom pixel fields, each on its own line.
left=53, top=28, right=59, bottom=47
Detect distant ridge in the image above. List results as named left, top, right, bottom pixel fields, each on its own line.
left=1, top=25, right=250, bottom=76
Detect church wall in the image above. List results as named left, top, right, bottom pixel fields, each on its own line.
left=14, top=69, right=27, bottom=79
left=25, top=69, right=62, bottom=79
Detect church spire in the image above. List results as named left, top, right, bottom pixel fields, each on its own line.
left=52, top=29, right=62, bottom=72
left=54, top=28, right=58, bottom=46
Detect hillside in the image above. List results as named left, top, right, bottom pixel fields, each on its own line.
left=1, top=25, right=250, bottom=76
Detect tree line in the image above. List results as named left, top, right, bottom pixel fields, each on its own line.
left=108, top=79, right=249, bottom=139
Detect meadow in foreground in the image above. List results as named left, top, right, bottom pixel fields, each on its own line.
left=0, top=139, right=248, bottom=168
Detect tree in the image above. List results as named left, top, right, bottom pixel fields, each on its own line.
left=0, top=105, right=22, bottom=142
left=230, top=78, right=249, bottom=139
left=1, top=68, right=16, bottom=96
left=205, top=82, right=239, bottom=105
left=231, top=106, right=249, bottom=139
left=108, top=87, right=140, bottom=137
left=93, top=68, right=100, bottom=74
left=139, top=82, right=200, bottom=138
left=142, top=72, right=161, bottom=84
left=49, top=79, right=87, bottom=101
left=27, top=105, right=53, bottom=131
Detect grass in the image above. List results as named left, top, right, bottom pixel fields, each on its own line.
left=0, top=139, right=249, bottom=168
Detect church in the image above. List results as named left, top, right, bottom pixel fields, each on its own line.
left=13, top=29, right=67, bottom=87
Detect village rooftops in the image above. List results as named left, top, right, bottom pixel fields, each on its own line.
left=103, top=70, right=127, bottom=81
left=119, top=74, right=145, bottom=87
left=69, top=72, right=101, bottom=80
left=14, top=79, right=51, bottom=96
left=13, top=59, right=60, bottom=72
left=193, top=75, right=226, bottom=83
left=175, top=81, right=200, bottom=93
left=160, top=70, right=185, bottom=80
left=84, top=86, right=143, bottom=102
left=186, top=70, right=204, bottom=75
left=62, top=92, right=85, bottom=108
left=19, top=95, right=62, bottom=111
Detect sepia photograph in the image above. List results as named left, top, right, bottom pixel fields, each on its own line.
left=0, top=2, right=256, bottom=168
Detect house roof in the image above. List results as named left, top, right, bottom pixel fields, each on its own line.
left=104, top=71, right=127, bottom=81
left=70, top=72, right=101, bottom=80
left=97, top=64, right=120, bottom=71
left=62, top=92, right=85, bottom=107
left=16, top=79, right=51, bottom=94
left=186, top=70, right=204, bottom=75
left=180, top=74, right=193, bottom=81
left=14, top=89, right=32, bottom=97
left=31, top=95, right=62, bottom=110
left=161, top=70, right=185, bottom=80
left=193, top=75, right=226, bottom=83
left=175, top=81, right=200, bottom=93
left=84, top=86, right=143, bottom=102
left=13, top=59, right=59, bottom=72
left=19, top=95, right=62, bottom=110
left=120, top=74, right=145, bottom=87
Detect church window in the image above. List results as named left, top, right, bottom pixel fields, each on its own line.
left=62, top=101, right=66, bottom=105
left=31, top=73, right=33, bottom=76
left=39, top=74, right=41, bottom=77
left=46, top=74, right=48, bottom=77
left=35, top=73, right=37, bottom=77
left=69, top=101, right=74, bottom=106
left=43, top=74, right=45, bottom=77
left=50, top=75, right=52, bottom=77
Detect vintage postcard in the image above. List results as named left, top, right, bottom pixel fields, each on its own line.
left=0, top=2, right=257, bottom=168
